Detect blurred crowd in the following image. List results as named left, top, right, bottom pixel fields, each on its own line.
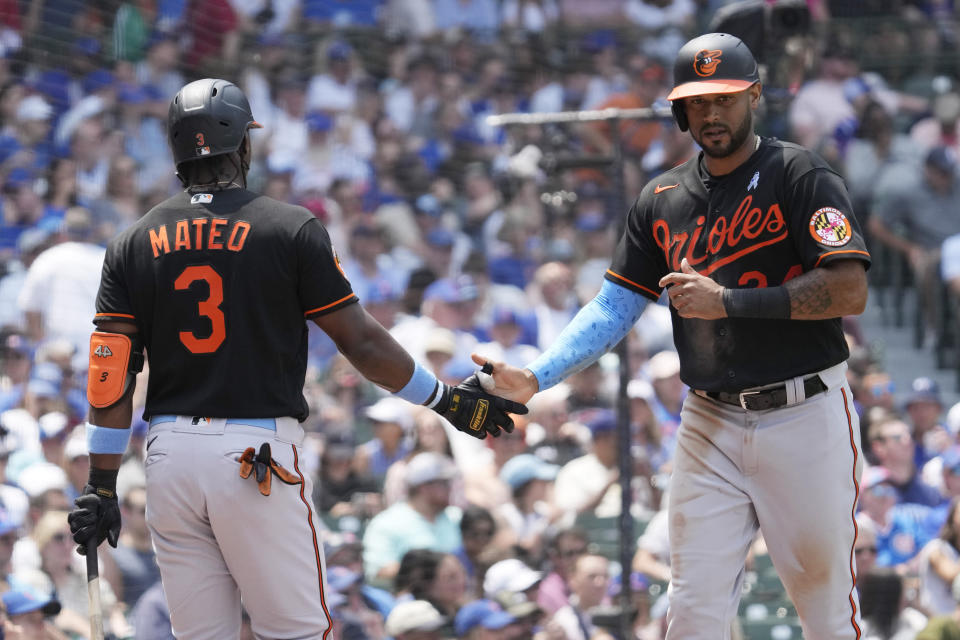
left=0, top=0, right=960, bottom=638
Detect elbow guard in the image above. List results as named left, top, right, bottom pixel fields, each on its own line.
left=87, top=331, right=144, bottom=408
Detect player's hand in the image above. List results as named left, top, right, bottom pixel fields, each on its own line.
left=431, top=370, right=529, bottom=439
left=469, top=354, right=539, bottom=405
left=659, top=257, right=726, bottom=319
left=68, top=482, right=121, bottom=555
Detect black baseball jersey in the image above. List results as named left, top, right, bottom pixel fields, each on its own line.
left=94, top=188, right=357, bottom=421
left=607, top=137, right=871, bottom=392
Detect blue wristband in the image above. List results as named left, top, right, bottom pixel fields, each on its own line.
left=86, top=423, right=132, bottom=455
left=394, top=361, right=439, bottom=406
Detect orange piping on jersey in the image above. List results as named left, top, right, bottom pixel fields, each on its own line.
left=842, top=387, right=862, bottom=639
left=813, top=250, right=871, bottom=269
left=291, top=444, right=334, bottom=639
left=95, top=312, right=135, bottom=320
left=304, top=293, right=357, bottom=317
left=604, top=270, right=661, bottom=298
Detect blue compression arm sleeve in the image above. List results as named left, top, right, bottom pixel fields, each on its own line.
left=526, top=279, right=649, bottom=391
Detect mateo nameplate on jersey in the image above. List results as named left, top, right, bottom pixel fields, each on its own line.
left=147, top=217, right=251, bottom=257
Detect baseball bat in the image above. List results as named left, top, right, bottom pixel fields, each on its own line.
left=85, top=539, right=105, bottom=640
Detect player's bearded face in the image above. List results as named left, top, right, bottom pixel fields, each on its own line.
left=689, top=94, right=753, bottom=159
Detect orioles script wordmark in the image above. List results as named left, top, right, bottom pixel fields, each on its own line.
left=653, top=195, right=788, bottom=274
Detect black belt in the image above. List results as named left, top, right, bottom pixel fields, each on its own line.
left=703, top=375, right=827, bottom=411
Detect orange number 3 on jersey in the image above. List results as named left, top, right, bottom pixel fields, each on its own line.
left=175, top=265, right=226, bottom=353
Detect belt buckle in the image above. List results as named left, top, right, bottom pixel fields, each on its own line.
left=738, top=390, right=761, bottom=410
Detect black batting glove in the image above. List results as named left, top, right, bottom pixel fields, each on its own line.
left=68, top=467, right=121, bottom=555
left=430, top=373, right=528, bottom=439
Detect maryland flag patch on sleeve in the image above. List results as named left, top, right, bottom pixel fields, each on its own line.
left=808, top=207, right=852, bottom=247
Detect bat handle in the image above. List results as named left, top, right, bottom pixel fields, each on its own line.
left=86, top=539, right=105, bottom=640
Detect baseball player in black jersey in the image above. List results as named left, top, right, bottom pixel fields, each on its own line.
left=474, top=33, right=871, bottom=638
left=65, top=78, right=526, bottom=639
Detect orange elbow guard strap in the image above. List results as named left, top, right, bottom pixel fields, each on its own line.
left=87, top=331, right=144, bottom=408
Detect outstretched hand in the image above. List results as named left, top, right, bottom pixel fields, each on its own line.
left=432, top=369, right=529, bottom=439
left=469, top=354, right=539, bottom=405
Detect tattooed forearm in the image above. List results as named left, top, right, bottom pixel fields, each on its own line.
left=787, top=270, right=832, bottom=317
left=783, top=260, right=868, bottom=320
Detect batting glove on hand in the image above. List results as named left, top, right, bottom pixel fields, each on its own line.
left=68, top=468, right=121, bottom=555
left=431, top=371, right=528, bottom=439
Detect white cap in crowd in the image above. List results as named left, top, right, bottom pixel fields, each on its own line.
left=364, top=397, right=414, bottom=432
left=384, top=600, right=446, bottom=635
left=405, top=452, right=457, bottom=489
left=483, top=558, right=543, bottom=599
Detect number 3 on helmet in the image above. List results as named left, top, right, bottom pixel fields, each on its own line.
left=87, top=331, right=145, bottom=408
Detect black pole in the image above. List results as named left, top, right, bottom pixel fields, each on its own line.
left=610, top=117, right=635, bottom=640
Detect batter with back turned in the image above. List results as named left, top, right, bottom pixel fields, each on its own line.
left=66, top=78, right=525, bottom=639
left=476, top=33, right=871, bottom=638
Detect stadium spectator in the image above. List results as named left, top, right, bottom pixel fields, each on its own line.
left=549, top=553, right=611, bottom=640
left=454, top=597, right=519, bottom=639
left=536, top=526, right=589, bottom=614
left=354, top=396, right=414, bottom=486
left=789, top=46, right=860, bottom=152
left=16, top=207, right=104, bottom=362
left=493, top=453, right=560, bottom=560
left=453, top=505, right=497, bottom=595
left=314, top=431, right=380, bottom=517
left=362, top=452, right=462, bottom=581
left=859, top=569, right=928, bottom=639
left=1, top=584, right=65, bottom=640
left=632, top=508, right=671, bottom=585
left=870, top=146, right=960, bottom=345
left=918, top=497, right=960, bottom=616
left=525, top=384, right=585, bottom=468
left=554, top=409, right=622, bottom=520
left=858, top=466, right=935, bottom=569
left=108, top=484, right=161, bottom=609
left=384, top=599, right=447, bottom=640
left=382, top=408, right=459, bottom=507
left=869, top=413, right=944, bottom=507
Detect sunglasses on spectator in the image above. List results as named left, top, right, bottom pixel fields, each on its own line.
left=855, top=546, right=878, bottom=555
left=557, top=547, right=587, bottom=559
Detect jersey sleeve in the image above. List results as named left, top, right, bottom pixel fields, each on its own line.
left=94, top=241, right=136, bottom=325
left=296, top=218, right=358, bottom=318
left=604, top=197, right=666, bottom=301
left=787, top=168, right=871, bottom=271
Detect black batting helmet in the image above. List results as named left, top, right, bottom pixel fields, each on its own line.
left=167, top=78, right=262, bottom=169
left=666, top=33, right=760, bottom=131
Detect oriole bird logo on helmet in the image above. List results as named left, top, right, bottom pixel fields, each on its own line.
left=694, top=49, right=723, bottom=77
